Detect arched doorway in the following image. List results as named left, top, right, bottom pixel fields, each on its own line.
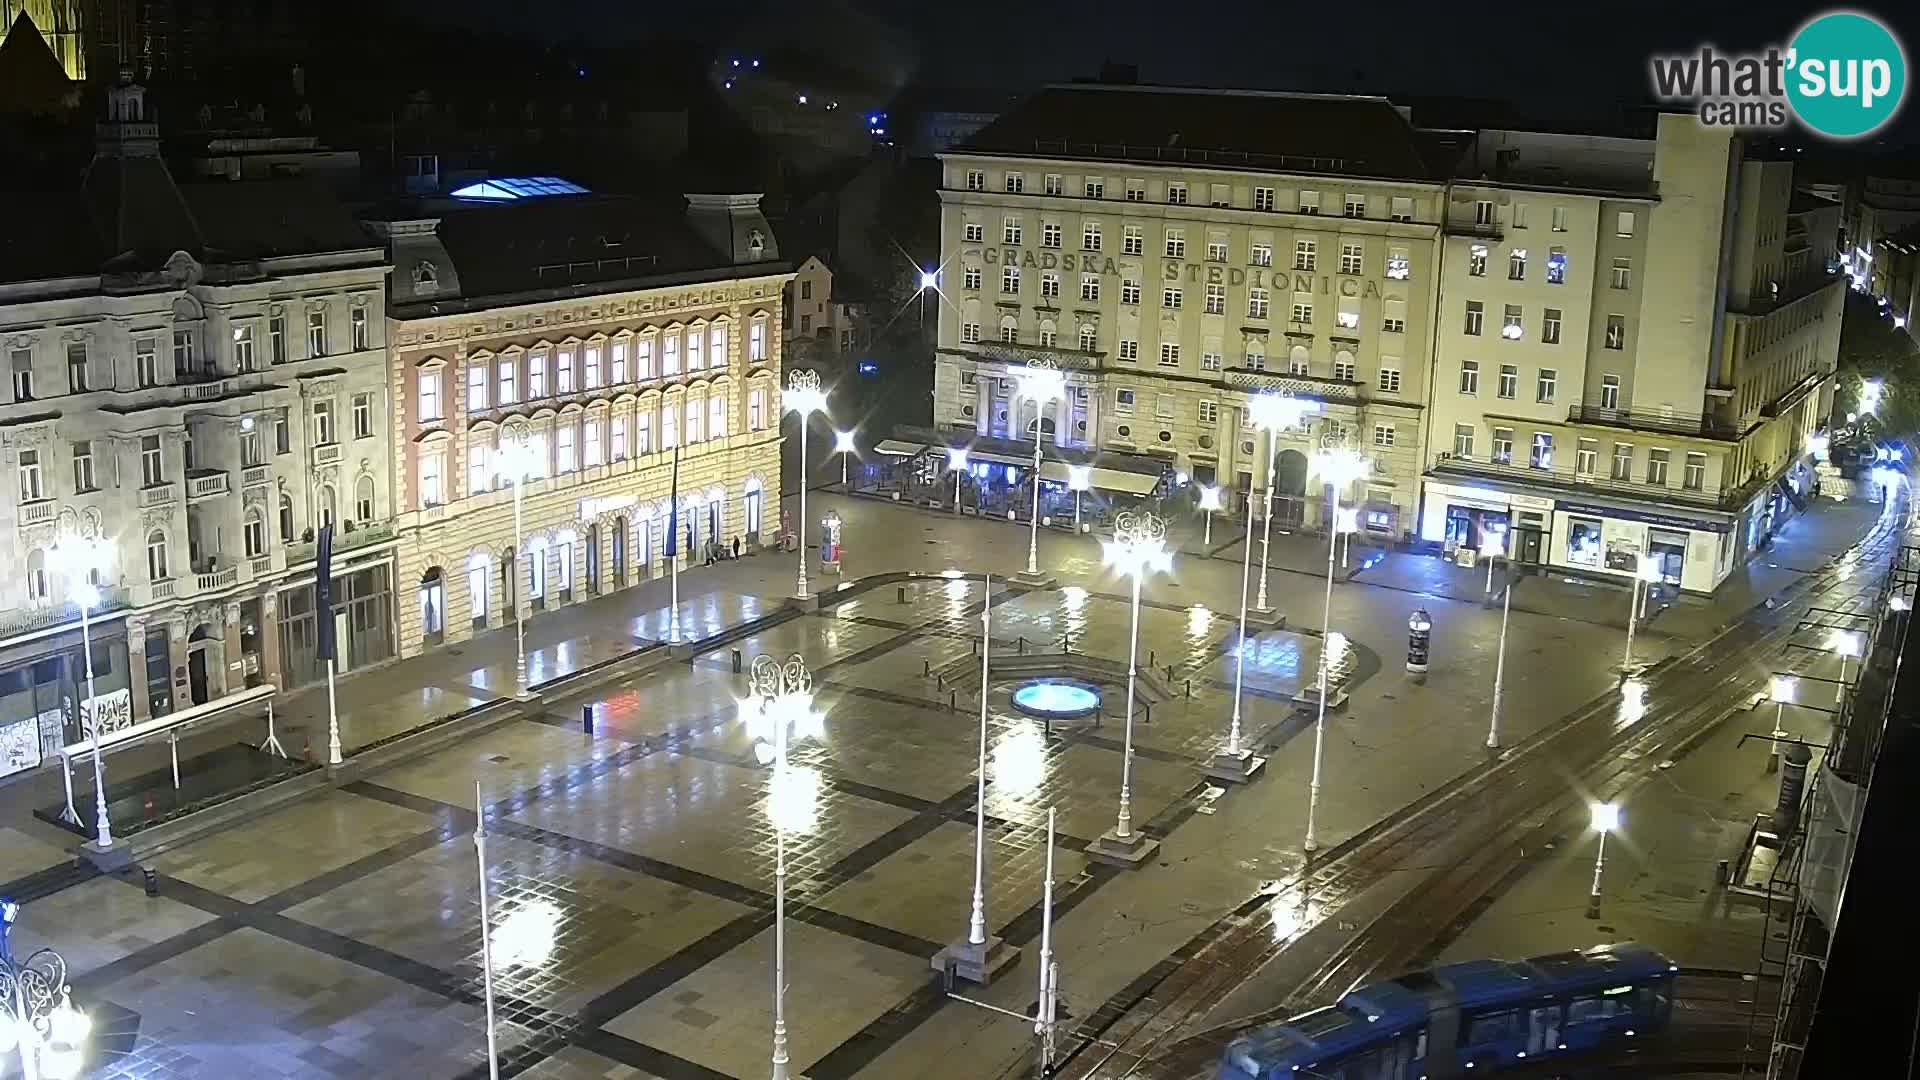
left=586, top=522, right=602, bottom=594
left=466, top=553, right=490, bottom=630
left=186, top=623, right=219, bottom=705
left=611, top=516, right=628, bottom=587
left=501, top=545, right=518, bottom=623
left=637, top=517, right=654, bottom=580
left=419, top=567, right=445, bottom=646
left=1275, top=448, right=1309, bottom=527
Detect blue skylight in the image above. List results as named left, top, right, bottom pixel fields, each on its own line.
left=450, top=177, right=590, bottom=201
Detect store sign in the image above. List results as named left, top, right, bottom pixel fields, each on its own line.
left=1555, top=500, right=1731, bottom=533
left=979, top=247, right=1395, bottom=297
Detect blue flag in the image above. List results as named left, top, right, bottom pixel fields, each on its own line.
left=665, top=443, right=680, bottom=557
left=315, top=524, right=335, bottom=661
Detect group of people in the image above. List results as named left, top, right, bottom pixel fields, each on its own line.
left=702, top=536, right=743, bottom=566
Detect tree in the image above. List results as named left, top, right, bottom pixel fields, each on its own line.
left=1835, top=292, right=1920, bottom=438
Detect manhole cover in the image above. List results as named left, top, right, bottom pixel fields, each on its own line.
left=486, top=754, right=511, bottom=764
left=1180, top=901, right=1205, bottom=916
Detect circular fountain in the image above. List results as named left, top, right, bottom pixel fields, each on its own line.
left=1010, top=678, right=1103, bottom=720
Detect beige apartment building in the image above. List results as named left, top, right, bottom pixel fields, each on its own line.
left=366, top=187, right=790, bottom=660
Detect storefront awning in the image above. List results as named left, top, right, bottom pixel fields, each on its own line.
left=1038, top=461, right=1161, bottom=496
left=962, top=448, right=1033, bottom=468
left=873, top=439, right=927, bottom=457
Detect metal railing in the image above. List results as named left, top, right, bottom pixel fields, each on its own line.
left=139, top=484, right=177, bottom=508
left=1429, top=451, right=1732, bottom=507
left=1565, top=402, right=1741, bottom=439
left=1024, top=138, right=1358, bottom=175
left=187, top=471, right=230, bottom=499
left=17, top=500, right=56, bottom=526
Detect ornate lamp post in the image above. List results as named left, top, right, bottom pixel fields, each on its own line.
left=1247, top=394, right=1321, bottom=614
left=498, top=430, right=540, bottom=693
left=1828, top=629, right=1863, bottom=702
left=0, top=899, right=92, bottom=1080
left=947, top=448, right=969, bottom=514
left=1088, top=511, right=1171, bottom=867
left=1197, top=484, right=1222, bottom=546
left=1586, top=802, right=1621, bottom=918
left=740, top=654, right=826, bottom=1080
left=1015, top=359, right=1066, bottom=582
left=1486, top=528, right=1515, bottom=751
left=784, top=371, right=829, bottom=600
left=833, top=430, right=857, bottom=489
left=1303, top=447, right=1369, bottom=854
left=1212, top=480, right=1265, bottom=784
left=1620, top=556, right=1663, bottom=675
left=50, top=534, right=113, bottom=851
left=1066, top=465, right=1090, bottom=534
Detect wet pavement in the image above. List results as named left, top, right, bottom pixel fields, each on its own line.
left=0, top=483, right=1889, bottom=1080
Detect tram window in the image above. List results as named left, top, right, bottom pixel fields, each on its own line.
left=1339, top=1048, right=1392, bottom=1079
left=1412, top=1030, right=1427, bottom=1059
left=1463, top=1009, right=1518, bottom=1045
left=1567, top=995, right=1629, bottom=1024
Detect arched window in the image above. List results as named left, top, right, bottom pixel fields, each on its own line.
left=278, top=491, right=295, bottom=542
left=26, top=549, right=47, bottom=601
left=1079, top=325, right=1098, bottom=353
left=1288, top=344, right=1311, bottom=375
left=244, top=509, right=266, bottom=557
left=414, top=261, right=438, bottom=287
left=355, top=475, right=375, bottom=522
left=146, top=530, right=169, bottom=580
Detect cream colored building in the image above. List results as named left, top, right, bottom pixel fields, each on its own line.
left=1424, top=115, right=1842, bottom=593
left=1, top=76, right=391, bottom=777
left=932, top=85, right=1448, bottom=535
left=367, top=187, right=789, bottom=660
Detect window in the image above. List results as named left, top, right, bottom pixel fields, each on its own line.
left=355, top=476, right=375, bottom=522
left=961, top=322, right=981, bottom=343
left=1159, top=343, right=1181, bottom=367
left=660, top=402, right=679, bottom=450
left=1491, top=427, right=1514, bottom=464
left=244, top=510, right=267, bottom=558
left=1373, top=423, right=1396, bottom=447
left=468, top=442, right=492, bottom=493
left=1684, top=452, right=1707, bottom=491
left=1576, top=439, right=1598, bottom=476
left=1004, top=172, right=1024, bottom=193
left=1001, top=323, right=1018, bottom=343
left=307, top=310, right=328, bottom=357
left=1378, top=365, right=1402, bottom=393
left=964, top=222, right=983, bottom=243
left=584, top=346, right=602, bottom=388
left=1162, top=287, right=1183, bottom=310
left=1465, top=1010, right=1519, bottom=1047
left=1337, top=299, right=1360, bottom=329
left=1340, top=242, right=1363, bottom=275
left=1205, top=283, right=1225, bottom=314
left=64, top=342, right=88, bottom=392
left=1117, top=339, right=1138, bottom=361
left=1611, top=441, right=1634, bottom=480
left=71, top=440, right=95, bottom=491
left=964, top=267, right=982, bottom=290
left=1248, top=288, right=1269, bottom=318
left=464, top=363, right=489, bottom=411
left=136, top=338, right=158, bottom=387
left=351, top=307, right=369, bottom=351
left=1551, top=206, right=1568, bottom=232
left=1165, top=230, right=1186, bottom=258
left=1202, top=239, right=1226, bottom=263
left=1042, top=222, right=1062, bottom=249
left=709, top=324, right=728, bottom=369
left=1254, top=187, right=1275, bottom=211
left=1198, top=401, right=1218, bottom=425
left=1474, top=200, right=1494, bottom=226
left=418, top=370, right=442, bottom=420
left=1080, top=326, right=1098, bottom=352
left=1508, top=248, right=1527, bottom=280
left=1459, top=359, right=1480, bottom=394
left=1038, top=326, right=1056, bottom=347
left=1298, top=190, right=1320, bottom=214
left=1386, top=246, right=1410, bottom=280
left=1647, top=448, right=1670, bottom=485
left=1044, top=174, right=1063, bottom=196
left=1251, top=243, right=1272, bottom=267
left=1605, top=314, right=1626, bottom=350
left=1201, top=350, right=1221, bottom=371
left=1616, top=210, right=1636, bottom=237
left=1537, top=368, right=1558, bottom=403
left=1611, top=257, right=1632, bottom=289
left=1041, top=272, right=1060, bottom=299
left=146, top=530, right=169, bottom=580
left=278, top=491, right=294, bottom=542
left=1502, top=305, right=1524, bottom=340
left=1382, top=301, right=1406, bottom=333
left=1294, top=239, right=1316, bottom=271
left=1291, top=300, right=1313, bottom=323
left=1543, top=308, right=1563, bottom=344
left=1114, top=389, right=1135, bottom=415
left=1344, top=193, right=1366, bottom=218
left=1083, top=222, right=1102, bottom=250
left=1155, top=394, right=1176, bottom=419
left=171, top=330, right=194, bottom=376
left=1512, top=202, right=1529, bottom=229
left=1333, top=355, right=1356, bottom=381
left=709, top=395, right=727, bottom=439
left=749, top=388, right=767, bottom=432
left=966, top=169, right=984, bottom=191
left=141, top=434, right=164, bottom=486
left=499, top=358, right=519, bottom=404
left=274, top=409, right=290, bottom=454
left=1080, top=275, right=1100, bottom=302
left=557, top=424, right=577, bottom=471
left=269, top=316, right=287, bottom=364
left=530, top=350, right=554, bottom=396
left=1464, top=301, right=1484, bottom=336
left=1288, top=349, right=1310, bottom=375
left=1002, top=266, right=1021, bottom=293
left=417, top=447, right=445, bottom=506
left=1121, top=278, right=1141, bottom=305
left=1124, top=225, right=1143, bottom=255
left=800, top=279, right=813, bottom=301
left=750, top=319, right=768, bottom=361
left=17, top=448, right=43, bottom=501
left=1166, top=182, right=1187, bottom=205
left=313, top=399, right=335, bottom=444
left=612, top=416, right=629, bottom=459
left=1453, top=423, right=1475, bottom=457
left=354, top=392, right=374, bottom=438
left=1469, top=244, right=1488, bottom=277
left=1498, top=364, right=1518, bottom=399
left=1245, top=344, right=1265, bottom=371
left=1084, top=178, right=1104, bottom=198
left=1003, top=217, right=1022, bottom=244
left=1391, top=196, right=1414, bottom=222
left=1531, top=432, right=1554, bottom=469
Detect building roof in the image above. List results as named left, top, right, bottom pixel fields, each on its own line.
left=0, top=12, right=70, bottom=116
left=179, top=179, right=379, bottom=261
left=950, top=84, right=1445, bottom=182
left=1790, top=188, right=1842, bottom=215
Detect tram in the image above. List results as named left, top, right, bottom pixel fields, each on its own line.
left=1218, top=943, right=1677, bottom=1079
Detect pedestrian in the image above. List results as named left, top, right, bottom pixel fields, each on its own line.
left=732, top=536, right=741, bottom=559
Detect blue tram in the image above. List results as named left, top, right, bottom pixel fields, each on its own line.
left=1219, top=943, right=1677, bottom=1079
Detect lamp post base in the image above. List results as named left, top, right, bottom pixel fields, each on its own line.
left=80, top=839, right=135, bottom=873
left=1085, top=828, right=1161, bottom=869
left=1206, top=749, right=1266, bottom=784
left=1290, top=684, right=1349, bottom=712
left=930, top=935, right=1021, bottom=986
left=1246, top=607, right=1288, bottom=630
left=1011, top=570, right=1058, bottom=589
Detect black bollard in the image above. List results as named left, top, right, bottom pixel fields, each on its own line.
left=1143, top=702, right=1152, bottom=723
left=583, top=705, right=594, bottom=733
left=923, top=659, right=931, bottom=676
left=1166, top=664, right=1175, bottom=682
left=1149, top=649, right=1156, bottom=668
left=732, top=648, right=743, bottom=674
left=897, top=586, right=908, bottom=604
left=949, top=690, right=958, bottom=712
left=143, top=867, right=159, bottom=896
left=1185, top=678, right=1192, bottom=698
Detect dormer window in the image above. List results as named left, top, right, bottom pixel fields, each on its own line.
left=748, top=229, right=766, bottom=258
left=413, top=260, right=439, bottom=292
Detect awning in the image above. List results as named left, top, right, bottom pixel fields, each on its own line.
left=873, top=439, right=928, bottom=457
left=1038, top=461, right=1161, bottom=496
left=962, top=448, right=1033, bottom=468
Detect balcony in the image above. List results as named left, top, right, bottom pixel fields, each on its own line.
left=185, top=379, right=231, bottom=401
left=186, top=470, right=230, bottom=501
left=0, top=586, right=130, bottom=640
left=284, top=520, right=395, bottom=565
left=251, top=554, right=274, bottom=578
left=149, top=578, right=178, bottom=602
left=17, top=499, right=56, bottom=527
left=139, top=484, right=178, bottom=509
left=969, top=341, right=1102, bottom=371
left=242, top=464, right=273, bottom=489
left=197, top=565, right=239, bottom=592
left=1444, top=219, right=1504, bottom=241
left=1223, top=367, right=1365, bottom=405
left=1564, top=403, right=1743, bottom=441
left=312, top=443, right=342, bottom=466
left=1428, top=451, right=1732, bottom=509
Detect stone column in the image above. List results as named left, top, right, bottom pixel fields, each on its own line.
left=126, top=616, right=152, bottom=724
left=259, top=589, right=283, bottom=689
left=167, top=617, right=189, bottom=710
left=975, top=378, right=991, bottom=436
left=220, top=601, right=243, bottom=698
left=1054, top=391, right=1070, bottom=448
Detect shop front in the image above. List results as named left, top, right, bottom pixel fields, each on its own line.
left=0, top=625, right=133, bottom=782
left=1551, top=498, right=1735, bottom=594
left=1420, top=481, right=1557, bottom=567
left=276, top=555, right=397, bottom=690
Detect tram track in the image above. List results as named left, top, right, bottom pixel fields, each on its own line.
left=1054, top=500, right=1906, bottom=1080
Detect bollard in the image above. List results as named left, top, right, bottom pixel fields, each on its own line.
left=897, top=586, right=908, bottom=604
left=1715, top=859, right=1731, bottom=887
left=143, top=867, right=159, bottom=897
left=732, top=648, right=743, bottom=674
left=583, top=705, right=594, bottom=733
left=1184, top=678, right=1192, bottom=698
left=949, top=690, right=958, bottom=712
left=937, top=674, right=945, bottom=691
left=1166, top=664, right=1175, bottom=682
left=923, top=659, right=931, bottom=677
left=1142, top=702, right=1152, bottom=724
left=1018, top=636, right=1027, bottom=655
left=1149, top=649, right=1157, bottom=668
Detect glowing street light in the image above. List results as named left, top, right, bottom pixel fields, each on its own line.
left=1198, top=484, right=1222, bottom=546
left=919, top=269, right=940, bottom=291
left=0, top=900, right=92, bottom=1080
left=1828, top=629, right=1863, bottom=703
left=1766, top=674, right=1799, bottom=774
left=834, top=429, right=857, bottom=489
left=1486, top=529, right=1515, bottom=751
left=1093, top=512, right=1171, bottom=862
left=1621, top=556, right=1663, bottom=674
left=1586, top=801, right=1621, bottom=919
left=1303, top=447, right=1370, bottom=854
left=50, top=534, right=113, bottom=850
left=785, top=370, right=830, bottom=600
left=948, top=447, right=969, bottom=515
left=1247, top=394, right=1321, bottom=612
left=1217, top=484, right=1263, bottom=782
left=1067, top=465, right=1091, bottom=534
left=1015, top=360, right=1067, bottom=579
left=1861, top=378, right=1884, bottom=414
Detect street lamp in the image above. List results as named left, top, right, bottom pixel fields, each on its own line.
left=948, top=447, right=969, bottom=515
left=1198, top=484, right=1222, bottom=546
left=1586, top=801, right=1621, bottom=919
left=1096, top=512, right=1171, bottom=860
left=498, top=433, right=541, bottom=684
left=1303, top=447, right=1370, bottom=854
left=1767, top=675, right=1798, bottom=774
left=1067, top=465, right=1091, bottom=534
left=1216, top=479, right=1263, bottom=782
left=1247, top=393, right=1320, bottom=612
left=785, top=370, right=829, bottom=601
left=1620, top=556, right=1662, bottom=675
left=0, top=900, right=92, bottom=1080
left=739, top=654, right=825, bottom=1080
left=1482, top=525, right=1507, bottom=599
left=1487, top=533, right=1514, bottom=751
left=50, top=534, right=113, bottom=851
left=834, top=430, right=857, bottom=490
left=1828, top=629, right=1863, bottom=703
left=1015, top=359, right=1066, bottom=579
left=919, top=269, right=940, bottom=292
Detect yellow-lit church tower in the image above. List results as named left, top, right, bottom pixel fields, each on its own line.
left=0, top=0, right=84, bottom=81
